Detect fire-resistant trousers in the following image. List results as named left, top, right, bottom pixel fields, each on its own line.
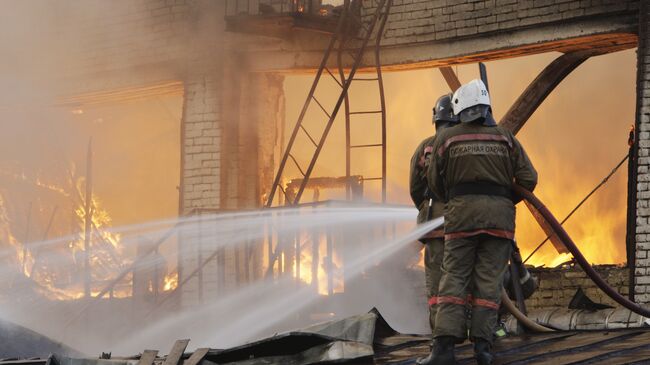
left=423, top=237, right=445, bottom=335
left=433, top=234, right=512, bottom=343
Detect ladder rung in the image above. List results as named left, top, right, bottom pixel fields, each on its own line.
left=353, top=78, right=379, bottom=81
left=288, top=153, right=306, bottom=177
left=311, top=96, right=332, bottom=119
left=350, top=111, right=383, bottom=115
left=324, top=67, right=343, bottom=88
left=299, top=125, right=318, bottom=148
left=362, top=177, right=383, bottom=181
left=350, top=144, right=383, bottom=148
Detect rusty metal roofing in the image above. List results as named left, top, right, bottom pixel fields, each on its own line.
left=3, top=310, right=650, bottom=365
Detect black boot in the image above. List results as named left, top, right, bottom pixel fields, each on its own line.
left=415, top=336, right=456, bottom=365
left=473, top=338, right=494, bottom=365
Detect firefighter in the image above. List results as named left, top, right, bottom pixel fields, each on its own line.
left=409, top=94, right=458, bottom=342
left=423, top=79, right=537, bottom=365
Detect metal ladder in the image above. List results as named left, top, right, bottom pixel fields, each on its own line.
left=265, top=0, right=392, bottom=207
left=340, top=1, right=389, bottom=203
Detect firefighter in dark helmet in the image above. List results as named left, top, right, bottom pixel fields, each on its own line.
left=423, top=79, right=537, bottom=365
left=409, top=94, right=458, bottom=358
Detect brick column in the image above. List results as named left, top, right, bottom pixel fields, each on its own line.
left=177, top=0, right=286, bottom=306
left=634, top=0, right=650, bottom=304
left=218, top=70, right=286, bottom=291
left=178, top=0, right=225, bottom=308
left=181, top=74, right=222, bottom=213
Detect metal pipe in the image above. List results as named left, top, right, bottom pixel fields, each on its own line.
left=198, top=213, right=204, bottom=303
left=375, top=0, right=391, bottom=203
left=337, top=2, right=351, bottom=201
left=22, top=202, right=32, bottom=275
left=626, top=127, right=637, bottom=302
left=514, top=184, right=650, bottom=318
left=84, top=138, right=93, bottom=299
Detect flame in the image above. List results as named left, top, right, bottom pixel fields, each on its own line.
left=0, top=168, right=71, bottom=198
left=516, top=151, right=627, bottom=267
left=0, top=170, right=137, bottom=301
left=548, top=253, right=573, bottom=268
left=292, top=232, right=344, bottom=295
left=163, top=271, right=178, bottom=291
left=0, top=195, right=25, bottom=270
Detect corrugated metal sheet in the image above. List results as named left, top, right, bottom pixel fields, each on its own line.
left=4, top=309, right=650, bottom=364
left=0, top=318, right=82, bottom=359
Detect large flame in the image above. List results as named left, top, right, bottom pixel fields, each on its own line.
left=0, top=168, right=178, bottom=301
left=292, top=232, right=344, bottom=295
left=514, top=150, right=627, bottom=267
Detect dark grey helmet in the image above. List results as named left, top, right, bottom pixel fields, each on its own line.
left=459, top=104, right=497, bottom=126
left=432, top=93, right=459, bottom=130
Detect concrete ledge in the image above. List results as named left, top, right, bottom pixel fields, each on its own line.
left=247, top=13, right=638, bottom=73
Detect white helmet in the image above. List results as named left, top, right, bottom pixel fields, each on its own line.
left=452, top=79, right=490, bottom=115
left=452, top=79, right=494, bottom=124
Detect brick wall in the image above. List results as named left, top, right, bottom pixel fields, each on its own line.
left=179, top=1, right=225, bottom=214
left=54, top=0, right=192, bottom=94
left=526, top=266, right=629, bottom=310
left=361, top=0, right=638, bottom=47
left=634, top=0, right=650, bottom=304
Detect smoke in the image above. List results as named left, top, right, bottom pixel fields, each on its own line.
left=0, top=1, right=186, bottom=228
left=0, top=0, right=188, bottom=352
left=0, top=0, right=638, bottom=358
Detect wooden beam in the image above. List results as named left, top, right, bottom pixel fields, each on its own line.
left=183, top=348, right=210, bottom=365
left=499, top=51, right=592, bottom=134
left=439, top=67, right=461, bottom=92
left=163, top=339, right=190, bottom=365
left=137, top=350, right=158, bottom=365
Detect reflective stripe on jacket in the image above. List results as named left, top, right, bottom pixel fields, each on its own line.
left=426, top=123, right=537, bottom=236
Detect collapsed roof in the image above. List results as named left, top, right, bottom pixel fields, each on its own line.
left=3, top=308, right=650, bottom=364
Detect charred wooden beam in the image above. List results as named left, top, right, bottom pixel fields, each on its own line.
left=439, top=67, right=461, bottom=92
left=499, top=51, right=592, bottom=134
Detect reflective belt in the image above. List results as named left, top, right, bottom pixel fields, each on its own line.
left=472, top=298, right=500, bottom=310
left=431, top=296, right=466, bottom=306
left=421, top=229, right=444, bottom=240
left=430, top=295, right=498, bottom=310
left=444, top=229, right=514, bottom=241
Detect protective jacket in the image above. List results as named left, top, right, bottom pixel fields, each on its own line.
left=409, top=136, right=445, bottom=228
left=409, top=134, right=446, bottom=336
left=426, top=122, right=537, bottom=239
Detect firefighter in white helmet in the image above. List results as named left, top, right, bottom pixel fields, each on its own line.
left=423, top=79, right=537, bottom=365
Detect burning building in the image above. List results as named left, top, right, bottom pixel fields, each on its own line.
left=1, top=0, right=650, bottom=359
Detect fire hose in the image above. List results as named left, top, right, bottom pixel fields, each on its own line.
left=513, top=184, right=650, bottom=319
left=501, top=289, right=554, bottom=332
